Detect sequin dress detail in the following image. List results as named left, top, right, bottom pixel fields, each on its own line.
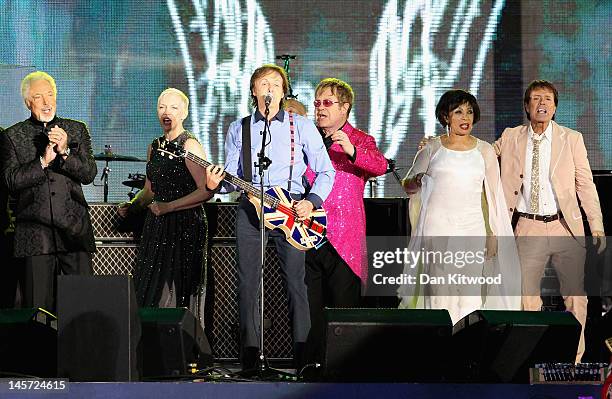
left=134, top=131, right=207, bottom=323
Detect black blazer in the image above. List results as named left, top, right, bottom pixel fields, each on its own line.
left=0, top=116, right=97, bottom=257
left=0, top=126, right=9, bottom=238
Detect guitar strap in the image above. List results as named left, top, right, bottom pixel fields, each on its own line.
left=241, top=115, right=252, bottom=183
left=242, top=112, right=296, bottom=191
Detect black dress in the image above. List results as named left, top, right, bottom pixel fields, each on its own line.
left=134, top=131, right=207, bottom=323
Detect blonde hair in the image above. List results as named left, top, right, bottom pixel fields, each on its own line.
left=315, top=78, right=355, bottom=115
left=157, top=88, right=189, bottom=109
left=21, top=71, right=57, bottom=101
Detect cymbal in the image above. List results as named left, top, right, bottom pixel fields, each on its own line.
left=122, top=178, right=145, bottom=189
left=94, top=152, right=146, bottom=162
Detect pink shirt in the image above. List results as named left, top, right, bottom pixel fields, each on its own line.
left=306, top=122, right=388, bottom=281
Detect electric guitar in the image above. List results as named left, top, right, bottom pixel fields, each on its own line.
left=157, top=141, right=327, bottom=251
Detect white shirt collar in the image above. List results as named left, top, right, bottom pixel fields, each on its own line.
left=528, top=120, right=553, bottom=142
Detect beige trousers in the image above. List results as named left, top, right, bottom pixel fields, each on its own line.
left=515, top=217, right=587, bottom=363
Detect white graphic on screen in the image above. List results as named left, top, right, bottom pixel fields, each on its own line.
left=369, top=0, right=504, bottom=196
left=167, top=0, right=275, bottom=165
left=168, top=0, right=502, bottom=196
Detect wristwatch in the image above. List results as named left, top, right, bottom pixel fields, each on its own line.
left=61, top=147, right=71, bottom=157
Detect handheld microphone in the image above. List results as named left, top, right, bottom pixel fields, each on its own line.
left=43, top=126, right=53, bottom=146
left=264, top=92, right=273, bottom=107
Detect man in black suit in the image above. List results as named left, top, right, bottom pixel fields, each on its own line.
left=0, top=71, right=97, bottom=311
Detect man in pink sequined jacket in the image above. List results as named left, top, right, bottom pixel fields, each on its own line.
left=304, top=78, right=388, bottom=365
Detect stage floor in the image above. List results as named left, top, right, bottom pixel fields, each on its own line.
left=0, top=381, right=604, bottom=399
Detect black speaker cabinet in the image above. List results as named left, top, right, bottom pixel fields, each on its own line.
left=364, top=198, right=409, bottom=236
left=0, top=308, right=57, bottom=377
left=138, top=307, right=213, bottom=378
left=452, top=310, right=581, bottom=383
left=57, top=275, right=140, bottom=381
left=323, top=308, right=452, bottom=382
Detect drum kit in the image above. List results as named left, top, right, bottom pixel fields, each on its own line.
left=94, top=145, right=146, bottom=202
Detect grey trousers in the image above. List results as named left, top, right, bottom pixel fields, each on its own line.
left=235, top=197, right=310, bottom=349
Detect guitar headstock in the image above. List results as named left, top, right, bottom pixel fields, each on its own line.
left=157, top=140, right=186, bottom=160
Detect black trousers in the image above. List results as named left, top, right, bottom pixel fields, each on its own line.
left=23, top=251, right=92, bottom=312
left=0, top=233, right=24, bottom=308
left=304, top=241, right=361, bottom=364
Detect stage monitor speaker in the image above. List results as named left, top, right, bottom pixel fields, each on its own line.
left=138, top=307, right=213, bottom=378
left=0, top=308, right=57, bottom=377
left=452, top=310, right=581, bottom=383
left=323, top=308, right=452, bottom=382
left=57, top=275, right=140, bottom=381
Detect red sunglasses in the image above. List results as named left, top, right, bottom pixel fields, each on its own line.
left=313, top=99, right=340, bottom=108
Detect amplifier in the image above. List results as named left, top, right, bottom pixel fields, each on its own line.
left=88, top=202, right=238, bottom=241
left=92, top=243, right=138, bottom=276
left=364, top=197, right=409, bottom=236
left=206, top=244, right=291, bottom=361
left=88, top=202, right=292, bottom=361
left=89, top=203, right=136, bottom=242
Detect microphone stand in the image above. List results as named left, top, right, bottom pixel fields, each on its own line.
left=368, top=159, right=403, bottom=197
left=276, top=54, right=297, bottom=99
left=101, top=160, right=111, bottom=202
left=367, top=177, right=378, bottom=198
left=386, top=158, right=403, bottom=186
left=94, top=144, right=113, bottom=202
left=242, top=100, right=294, bottom=380
left=255, top=102, right=271, bottom=375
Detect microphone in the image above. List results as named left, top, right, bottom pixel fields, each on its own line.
left=264, top=92, right=273, bottom=107
left=43, top=126, right=53, bottom=145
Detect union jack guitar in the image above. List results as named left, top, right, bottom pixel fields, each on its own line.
left=157, top=142, right=327, bottom=251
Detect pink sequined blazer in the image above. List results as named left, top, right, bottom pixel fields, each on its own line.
left=306, top=122, right=388, bottom=281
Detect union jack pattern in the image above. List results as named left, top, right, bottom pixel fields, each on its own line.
left=248, top=186, right=327, bottom=251
left=156, top=143, right=328, bottom=251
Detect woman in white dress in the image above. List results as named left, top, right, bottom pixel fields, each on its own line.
left=398, top=90, right=520, bottom=324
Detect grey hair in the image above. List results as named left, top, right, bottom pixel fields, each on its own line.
left=21, top=71, right=57, bottom=101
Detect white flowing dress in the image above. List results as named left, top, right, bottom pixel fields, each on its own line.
left=398, top=137, right=521, bottom=324
left=422, top=145, right=486, bottom=323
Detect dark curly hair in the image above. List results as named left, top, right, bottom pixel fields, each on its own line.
left=435, top=89, right=480, bottom=128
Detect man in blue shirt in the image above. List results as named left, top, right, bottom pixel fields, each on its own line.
left=206, top=64, right=335, bottom=370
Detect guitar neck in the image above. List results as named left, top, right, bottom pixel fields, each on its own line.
left=183, top=151, right=273, bottom=202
